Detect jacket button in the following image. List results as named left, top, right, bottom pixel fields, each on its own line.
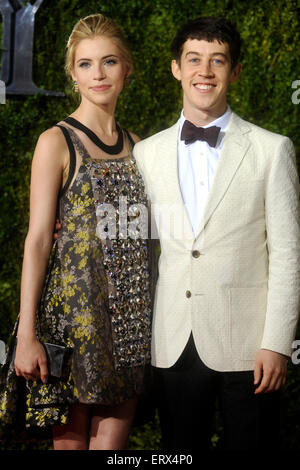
left=186, top=290, right=191, bottom=298
left=192, top=250, right=200, bottom=258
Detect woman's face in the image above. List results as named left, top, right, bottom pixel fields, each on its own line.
left=71, top=35, right=129, bottom=108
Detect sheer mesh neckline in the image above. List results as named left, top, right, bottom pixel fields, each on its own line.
left=60, top=121, right=133, bottom=162
left=64, top=116, right=124, bottom=156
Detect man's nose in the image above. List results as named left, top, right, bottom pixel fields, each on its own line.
left=197, top=60, right=213, bottom=76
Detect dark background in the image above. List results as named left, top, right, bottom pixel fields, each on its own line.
left=0, top=0, right=299, bottom=450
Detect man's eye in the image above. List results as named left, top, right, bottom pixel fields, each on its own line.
left=212, top=59, right=224, bottom=65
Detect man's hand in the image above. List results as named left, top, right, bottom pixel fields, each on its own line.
left=54, top=218, right=61, bottom=240
left=254, top=349, right=288, bottom=394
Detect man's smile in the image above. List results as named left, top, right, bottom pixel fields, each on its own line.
left=193, top=83, right=216, bottom=92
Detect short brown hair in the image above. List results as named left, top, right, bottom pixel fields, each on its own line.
left=171, top=17, right=241, bottom=68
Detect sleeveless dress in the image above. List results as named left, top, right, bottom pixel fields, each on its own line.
left=0, top=121, right=152, bottom=431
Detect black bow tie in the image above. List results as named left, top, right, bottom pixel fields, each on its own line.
left=181, top=120, right=221, bottom=147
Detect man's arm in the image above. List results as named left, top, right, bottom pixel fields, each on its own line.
left=255, top=137, right=300, bottom=393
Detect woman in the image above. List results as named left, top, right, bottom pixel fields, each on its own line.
left=8, top=14, right=152, bottom=450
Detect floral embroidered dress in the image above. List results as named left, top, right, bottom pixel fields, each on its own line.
left=0, top=120, right=152, bottom=433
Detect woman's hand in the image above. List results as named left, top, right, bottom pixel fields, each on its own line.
left=14, top=337, right=49, bottom=384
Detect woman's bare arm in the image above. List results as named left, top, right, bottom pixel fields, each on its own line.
left=15, top=127, right=68, bottom=383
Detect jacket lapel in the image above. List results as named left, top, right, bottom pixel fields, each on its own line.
left=194, top=113, right=251, bottom=241
left=158, top=120, right=195, bottom=242
left=155, top=113, right=252, bottom=244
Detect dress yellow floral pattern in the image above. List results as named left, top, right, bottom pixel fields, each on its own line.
left=0, top=124, right=152, bottom=433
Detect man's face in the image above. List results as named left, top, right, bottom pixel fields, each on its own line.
left=171, top=39, right=241, bottom=122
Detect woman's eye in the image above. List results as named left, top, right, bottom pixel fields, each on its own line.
left=104, top=59, right=117, bottom=66
left=79, top=62, right=90, bottom=68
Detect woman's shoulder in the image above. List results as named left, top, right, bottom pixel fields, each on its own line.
left=36, top=124, right=69, bottom=153
left=126, top=130, right=140, bottom=144
left=32, top=125, right=70, bottom=169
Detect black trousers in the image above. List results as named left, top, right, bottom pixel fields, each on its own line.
left=154, top=333, right=281, bottom=451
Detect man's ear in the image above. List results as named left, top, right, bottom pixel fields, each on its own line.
left=171, top=59, right=181, bottom=81
left=230, top=62, right=242, bottom=84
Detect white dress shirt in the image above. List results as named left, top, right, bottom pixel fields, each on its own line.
left=178, top=107, right=232, bottom=234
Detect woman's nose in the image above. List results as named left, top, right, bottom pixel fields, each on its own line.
left=94, top=63, right=105, bottom=80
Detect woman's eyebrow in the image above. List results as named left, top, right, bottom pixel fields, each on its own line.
left=76, top=54, right=119, bottom=63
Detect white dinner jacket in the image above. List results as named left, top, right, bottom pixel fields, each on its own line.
left=133, top=112, right=300, bottom=371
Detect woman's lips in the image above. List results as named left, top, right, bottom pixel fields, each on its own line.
left=90, top=85, right=111, bottom=92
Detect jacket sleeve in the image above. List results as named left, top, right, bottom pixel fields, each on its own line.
left=133, top=142, right=151, bottom=200
left=261, top=137, right=300, bottom=356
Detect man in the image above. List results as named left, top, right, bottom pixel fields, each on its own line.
left=133, top=17, right=300, bottom=450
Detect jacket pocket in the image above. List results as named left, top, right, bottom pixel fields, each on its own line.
left=229, top=286, right=267, bottom=360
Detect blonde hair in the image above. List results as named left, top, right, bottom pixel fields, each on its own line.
left=65, top=13, right=133, bottom=77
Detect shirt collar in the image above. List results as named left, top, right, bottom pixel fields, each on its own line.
left=179, top=106, right=232, bottom=133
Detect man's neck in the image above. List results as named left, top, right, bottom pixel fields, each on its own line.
left=183, top=103, right=228, bottom=127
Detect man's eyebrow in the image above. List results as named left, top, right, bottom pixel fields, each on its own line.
left=185, top=51, right=228, bottom=59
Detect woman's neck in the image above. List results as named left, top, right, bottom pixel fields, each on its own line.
left=71, top=100, right=117, bottom=136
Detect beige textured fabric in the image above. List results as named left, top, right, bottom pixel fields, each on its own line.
left=134, top=113, right=300, bottom=371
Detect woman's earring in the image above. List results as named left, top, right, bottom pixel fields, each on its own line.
left=73, top=81, right=79, bottom=93
left=124, top=76, right=131, bottom=87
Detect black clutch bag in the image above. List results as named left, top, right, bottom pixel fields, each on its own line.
left=11, top=341, right=68, bottom=379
